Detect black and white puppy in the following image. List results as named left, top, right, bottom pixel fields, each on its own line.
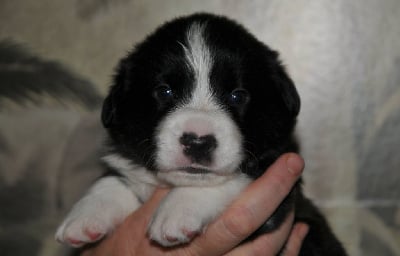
left=56, top=13, right=347, bottom=255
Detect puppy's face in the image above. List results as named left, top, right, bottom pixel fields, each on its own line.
left=102, top=14, right=300, bottom=185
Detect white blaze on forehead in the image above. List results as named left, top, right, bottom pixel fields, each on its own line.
left=154, top=22, right=244, bottom=186
left=182, top=22, right=216, bottom=109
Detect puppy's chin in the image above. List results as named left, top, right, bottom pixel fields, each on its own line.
left=157, top=168, right=240, bottom=187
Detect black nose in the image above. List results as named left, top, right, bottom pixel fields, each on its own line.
left=179, top=132, right=218, bottom=164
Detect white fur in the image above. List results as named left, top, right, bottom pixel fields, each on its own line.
left=102, top=154, right=160, bottom=201
left=181, top=22, right=217, bottom=110
left=55, top=176, right=142, bottom=247
left=148, top=174, right=251, bottom=246
left=156, top=108, right=243, bottom=186
left=56, top=152, right=249, bottom=247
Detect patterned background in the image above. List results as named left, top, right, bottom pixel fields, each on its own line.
left=0, top=1, right=399, bottom=255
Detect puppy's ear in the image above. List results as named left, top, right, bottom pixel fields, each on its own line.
left=101, top=58, right=129, bottom=128
left=101, top=92, right=115, bottom=128
left=276, top=67, right=301, bottom=117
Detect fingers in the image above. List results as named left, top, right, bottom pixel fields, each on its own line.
left=228, top=153, right=304, bottom=233
left=136, top=188, right=170, bottom=217
left=225, top=212, right=295, bottom=256
left=224, top=220, right=309, bottom=256
left=280, top=223, right=309, bottom=256
left=188, top=153, right=304, bottom=256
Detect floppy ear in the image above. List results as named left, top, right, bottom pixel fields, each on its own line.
left=101, top=57, right=132, bottom=128
left=276, top=67, right=301, bottom=117
left=101, top=92, right=116, bottom=128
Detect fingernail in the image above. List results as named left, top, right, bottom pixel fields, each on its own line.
left=286, top=154, right=303, bottom=175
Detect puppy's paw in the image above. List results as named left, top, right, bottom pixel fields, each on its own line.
left=148, top=192, right=212, bottom=247
left=55, top=176, right=143, bottom=247
left=55, top=200, right=120, bottom=247
left=148, top=205, right=204, bottom=246
left=56, top=218, right=109, bottom=247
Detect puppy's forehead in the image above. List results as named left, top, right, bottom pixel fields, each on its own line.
left=181, top=22, right=217, bottom=110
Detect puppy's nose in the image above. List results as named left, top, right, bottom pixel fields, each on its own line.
left=179, top=132, right=217, bottom=164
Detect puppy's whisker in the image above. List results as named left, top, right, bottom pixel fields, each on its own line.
left=136, top=138, right=152, bottom=147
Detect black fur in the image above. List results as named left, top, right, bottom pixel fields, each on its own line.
left=102, top=13, right=347, bottom=255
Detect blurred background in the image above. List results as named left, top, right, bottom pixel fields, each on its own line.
left=0, top=1, right=399, bottom=255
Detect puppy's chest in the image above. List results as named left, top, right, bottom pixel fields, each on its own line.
left=116, top=167, right=161, bottom=203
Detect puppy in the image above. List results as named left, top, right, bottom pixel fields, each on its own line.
left=56, top=13, right=347, bottom=255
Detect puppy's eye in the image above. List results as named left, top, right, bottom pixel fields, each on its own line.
left=228, top=88, right=249, bottom=107
left=153, top=84, right=174, bottom=104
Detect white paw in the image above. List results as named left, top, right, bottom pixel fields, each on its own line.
left=148, top=192, right=211, bottom=246
left=55, top=199, right=121, bottom=247
left=55, top=176, right=143, bottom=247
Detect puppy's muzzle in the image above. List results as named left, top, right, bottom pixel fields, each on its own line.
left=179, top=132, right=217, bottom=165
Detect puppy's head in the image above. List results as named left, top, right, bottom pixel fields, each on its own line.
left=102, top=14, right=300, bottom=185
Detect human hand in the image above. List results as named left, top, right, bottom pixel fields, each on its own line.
left=80, top=153, right=308, bottom=256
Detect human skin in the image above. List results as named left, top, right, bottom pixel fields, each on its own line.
left=80, top=153, right=308, bottom=256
